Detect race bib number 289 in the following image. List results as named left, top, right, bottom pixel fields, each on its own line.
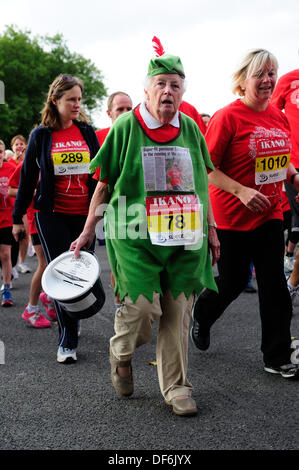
left=52, top=151, right=90, bottom=175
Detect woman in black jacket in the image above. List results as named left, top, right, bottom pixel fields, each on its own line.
left=13, top=74, right=99, bottom=364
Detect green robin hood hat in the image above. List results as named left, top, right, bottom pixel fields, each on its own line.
left=148, top=37, right=185, bottom=78
left=148, top=53, right=185, bottom=78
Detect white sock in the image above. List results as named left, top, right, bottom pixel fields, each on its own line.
left=27, top=304, right=39, bottom=313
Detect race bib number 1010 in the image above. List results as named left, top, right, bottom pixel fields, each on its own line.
left=255, top=153, right=290, bottom=185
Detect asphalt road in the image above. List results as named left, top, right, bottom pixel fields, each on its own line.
left=0, top=243, right=298, bottom=454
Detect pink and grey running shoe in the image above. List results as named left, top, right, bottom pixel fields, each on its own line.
left=22, top=306, right=51, bottom=328
left=40, top=292, right=57, bottom=321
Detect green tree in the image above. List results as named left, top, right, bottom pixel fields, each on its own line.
left=0, top=25, right=107, bottom=146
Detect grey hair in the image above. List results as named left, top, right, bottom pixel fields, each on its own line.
left=232, top=48, right=278, bottom=97
left=143, top=75, right=187, bottom=94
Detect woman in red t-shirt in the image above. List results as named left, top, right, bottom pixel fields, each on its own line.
left=9, top=135, right=26, bottom=167
left=10, top=135, right=31, bottom=274
left=190, top=49, right=299, bottom=379
left=0, top=140, right=15, bottom=306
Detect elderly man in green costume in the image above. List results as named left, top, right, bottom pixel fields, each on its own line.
left=71, top=52, right=220, bottom=416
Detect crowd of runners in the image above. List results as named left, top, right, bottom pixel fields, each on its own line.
left=1, top=38, right=299, bottom=416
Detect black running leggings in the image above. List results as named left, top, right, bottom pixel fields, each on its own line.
left=194, top=219, right=293, bottom=367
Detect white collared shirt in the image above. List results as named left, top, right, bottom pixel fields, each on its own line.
left=139, top=102, right=180, bottom=129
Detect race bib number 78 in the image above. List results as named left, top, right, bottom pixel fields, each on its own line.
left=146, top=194, right=203, bottom=246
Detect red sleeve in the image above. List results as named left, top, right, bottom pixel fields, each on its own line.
left=8, top=162, right=22, bottom=188
left=92, top=165, right=109, bottom=183
left=94, top=128, right=110, bottom=183
left=95, top=128, right=110, bottom=146
left=270, top=77, right=286, bottom=110
left=204, top=108, right=233, bottom=168
left=179, top=101, right=207, bottom=134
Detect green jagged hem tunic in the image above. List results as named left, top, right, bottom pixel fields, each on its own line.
left=90, top=110, right=218, bottom=303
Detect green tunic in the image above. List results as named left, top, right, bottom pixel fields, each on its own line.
left=90, top=110, right=217, bottom=303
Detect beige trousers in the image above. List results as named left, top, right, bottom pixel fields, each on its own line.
left=110, top=290, right=195, bottom=401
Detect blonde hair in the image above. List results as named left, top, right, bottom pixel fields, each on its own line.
left=0, top=140, right=5, bottom=149
left=40, top=74, right=89, bottom=130
left=232, top=49, right=278, bottom=97
left=11, top=135, right=27, bottom=148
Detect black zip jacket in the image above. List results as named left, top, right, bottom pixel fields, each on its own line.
left=13, top=120, right=100, bottom=224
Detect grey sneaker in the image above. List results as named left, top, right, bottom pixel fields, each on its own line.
left=284, top=256, right=295, bottom=273
left=264, top=363, right=298, bottom=378
left=57, top=346, right=77, bottom=364
left=287, top=281, right=299, bottom=305
left=17, top=263, right=31, bottom=274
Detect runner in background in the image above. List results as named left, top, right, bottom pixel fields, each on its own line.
left=94, top=91, right=132, bottom=250
left=200, top=113, right=211, bottom=127
left=94, top=91, right=133, bottom=309
left=0, top=140, right=18, bottom=289
left=281, top=183, right=296, bottom=273
left=271, top=66, right=299, bottom=300
left=0, top=139, right=17, bottom=306
left=8, top=135, right=26, bottom=167
left=179, top=101, right=207, bottom=134
left=9, top=135, right=31, bottom=275
left=96, top=92, right=133, bottom=145
left=4, top=150, right=13, bottom=162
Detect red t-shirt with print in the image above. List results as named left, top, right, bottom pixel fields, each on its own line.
left=206, top=99, right=291, bottom=231
left=271, top=70, right=299, bottom=168
left=0, top=161, right=16, bottom=228
left=51, top=123, right=90, bottom=215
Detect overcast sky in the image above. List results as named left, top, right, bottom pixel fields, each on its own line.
left=1, top=0, right=299, bottom=129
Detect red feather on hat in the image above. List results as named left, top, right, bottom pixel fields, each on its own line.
left=152, top=36, right=165, bottom=57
